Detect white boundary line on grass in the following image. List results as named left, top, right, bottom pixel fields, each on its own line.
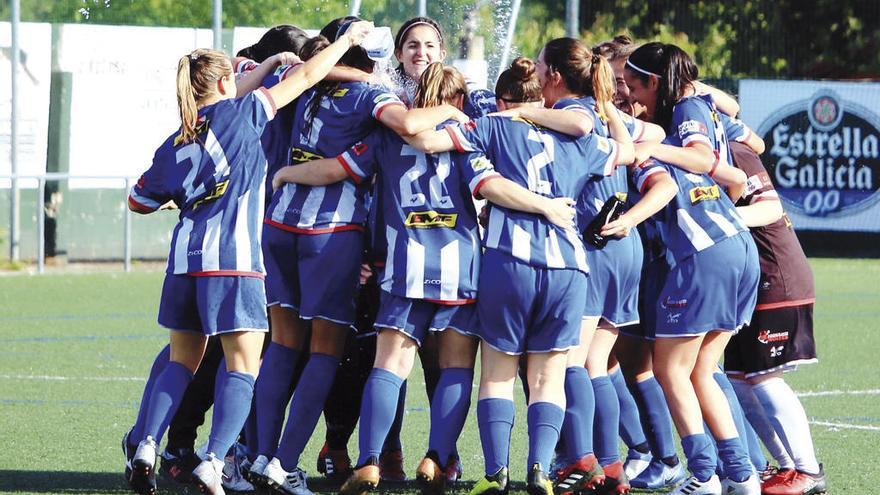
left=0, top=373, right=143, bottom=382
left=809, top=420, right=880, bottom=431
left=798, top=389, right=880, bottom=397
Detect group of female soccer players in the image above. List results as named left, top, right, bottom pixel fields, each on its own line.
left=121, top=12, right=826, bottom=495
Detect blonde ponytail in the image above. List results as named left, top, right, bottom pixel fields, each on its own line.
left=175, top=49, right=233, bottom=144
left=414, top=62, right=467, bottom=109
left=590, top=54, right=615, bottom=120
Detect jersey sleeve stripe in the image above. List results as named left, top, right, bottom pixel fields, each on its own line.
left=234, top=57, right=257, bottom=74
left=735, top=126, right=751, bottom=143
left=751, top=190, right=780, bottom=203
left=470, top=172, right=502, bottom=199
left=279, top=63, right=302, bottom=81
left=637, top=167, right=669, bottom=194
left=337, top=153, right=364, bottom=185
left=256, top=87, right=277, bottom=119
left=603, top=140, right=620, bottom=176
left=373, top=100, right=406, bottom=120
left=128, top=191, right=161, bottom=212
left=561, top=105, right=593, bottom=118
left=683, top=134, right=713, bottom=149
left=446, top=126, right=470, bottom=153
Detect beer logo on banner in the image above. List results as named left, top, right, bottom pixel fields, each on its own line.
left=758, top=89, right=880, bottom=216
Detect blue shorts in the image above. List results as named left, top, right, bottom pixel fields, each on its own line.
left=620, top=255, right=670, bottom=340
left=157, top=274, right=268, bottom=336
left=583, top=234, right=643, bottom=327
left=654, top=233, right=759, bottom=338
left=262, top=225, right=363, bottom=325
left=476, top=249, right=587, bottom=355
left=374, top=291, right=476, bottom=346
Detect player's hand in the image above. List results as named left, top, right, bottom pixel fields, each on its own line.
left=478, top=204, right=491, bottom=228
left=345, top=21, right=374, bottom=47
left=488, top=107, right=521, bottom=119
left=600, top=214, right=635, bottom=238
left=446, top=105, right=470, bottom=124
left=540, top=197, right=577, bottom=229
left=633, top=142, right=655, bottom=166
left=359, top=263, right=373, bottom=285
left=159, top=200, right=178, bottom=210
left=266, top=51, right=301, bottom=67
left=272, top=166, right=292, bottom=191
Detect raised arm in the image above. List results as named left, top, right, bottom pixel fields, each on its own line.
left=645, top=141, right=716, bottom=174
left=403, top=128, right=457, bottom=154
left=379, top=104, right=469, bottom=137
left=478, top=177, right=576, bottom=229
left=638, top=121, right=666, bottom=144
left=603, top=100, right=635, bottom=165
left=266, top=21, right=373, bottom=109
left=272, top=157, right=349, bottom=189
left=235, top=52, right=301, bottom=95
left=736, top=200, right=783, bottom=227
left=490, top=106, right=593, bottom=137
left=694, top=80, right=740, bottom=116
left=710, top=164, right=748, bottom=202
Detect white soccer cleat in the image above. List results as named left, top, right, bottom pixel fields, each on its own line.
left=222, top=442, right=255, bottom=492
left=246, top=454, right=270, bottom=486
left=720, top=473, right=760, bottom=495
left=130, top=436, right=158, bottom=495
left=623, top=449, right=652, bottom=480
left=192, top=453, right=226, bottom=495
left=666, top=474, right=722, bottom=495
left=264, top=457, right=315, bottom=495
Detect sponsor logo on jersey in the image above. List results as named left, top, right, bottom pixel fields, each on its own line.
left=684, top=173, right=705, bottom=184
left=661, top=297, right=688, bottom=309
left=689, top=185, right=721, bottom=204
left=404, top=211, right=457, bottom=229
left=352, top=142, right=369, bottom=156
left=332, top=88, right=350, bottom=98
left=666, top=312, right=682, bottom=324
left=290, top=147, right=324, bottom=164
left=173, top=118, right=210, bottom=146
left=192, top=179, right=229, bottom=210
left=424, top=279, right=442, bottom=285
left=470, top=156, right=492, bottom=171
left=745, top=175, right=764, bottom=195
left=759, top=89, right=879, bottom=217
left=596, top=136, right=611, bottom=153
left=678, top=119, right=708, bottom=137
left=462, top=121, right=477, bottom=132
left=757, top=329, right=790, bottom=344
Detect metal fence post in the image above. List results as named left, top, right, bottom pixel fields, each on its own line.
left=37, top=177, right=45, bottom=273
left=124, top=178, right=132, bottom=272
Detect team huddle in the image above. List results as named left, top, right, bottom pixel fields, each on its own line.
left=120, top=14, right=826, bottom=495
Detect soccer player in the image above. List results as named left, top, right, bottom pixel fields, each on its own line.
left=724, top=142, right=826, bottom=495
left=623, top=41, right=761, bottom=495
left=123, top=21, right=374, bottom=495
left=252, top=16, right=468, bottom=495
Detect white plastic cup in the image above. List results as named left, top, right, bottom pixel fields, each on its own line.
left=360, top=26, right=394, bottom=61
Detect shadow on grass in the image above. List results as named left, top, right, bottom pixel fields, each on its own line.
left=0, top=471, right=519, bottom=494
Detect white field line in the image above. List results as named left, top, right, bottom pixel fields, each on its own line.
left=0, top=373, right=143, bottom=382
left=809, top=420, right=880, bottom=431
left=797, top=388, right=880, bottom=397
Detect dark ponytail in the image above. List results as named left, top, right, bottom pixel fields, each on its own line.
left=626, top=42, right=698, bottom=129
left=495, top=57, right=542, bottom=103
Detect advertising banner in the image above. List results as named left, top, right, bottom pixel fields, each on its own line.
left=740, top=80, right=880, bottom=232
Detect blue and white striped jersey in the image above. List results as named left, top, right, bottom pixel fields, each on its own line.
left=129, top=89, right=276, bottom=276
left=448, top=115, right=619, bottom=273
left=631, top=156, right=749, bottom=264
left=339, top=125, right=499, bottom=302
left=667, top=94, right=732, bottom=168
left=264, top=81, right=405, bottom=233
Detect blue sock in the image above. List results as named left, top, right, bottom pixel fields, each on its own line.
left=477, top=398, right=514, bottom=475
left=634, top=376, right=677, bottom=459
left=527, top=402, right=565, bottom=470
left=131, top=345, right=170, bottom=442
left=681, top=433, right=717, bottom=482
left=244, top=397, right=258, bottom=460
left=358, top=368, right=404, bottom=465
left=276, top=353, right=340, bottom=470
left=142, top=361, right=193, bottom=442
left=745, top=422, right=767, bottom=470
left=591, top=376, right=621, bottom=466
left=714, top=373, right=755, bottom=469
left=562, top=366, right=594, bottom=463
left=610, top=369, right=647, bottom=449
left=428, top=368, right=473, bottom=462
left=254, top=343, right=300, bottom=456
left=717, top=438, right=753, bottom=482
left=206, top=371, right=255, bottom=458
left=382, top=380, right=406, bottom=452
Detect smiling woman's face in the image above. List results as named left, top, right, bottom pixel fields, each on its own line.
left=396, top=24, right=446, bottom=80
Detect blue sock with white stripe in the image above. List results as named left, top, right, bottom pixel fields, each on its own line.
left=477, top=398, right=514, bottom=475
left=358, top=368, right=404, bottom=465
left=714, top=372, right=756, bottom=469
left=681, top=433, right=717, bottom=482
left=383, top=380, right=407, bottom=452
left=562, top=366, right=595, bottom=463
left=634, top=376, right=677, bottom=459
left=428, top=368, right=473, bottom=462
left=254, top=343, right=300, bottom=456
left=610, top=368, right=647, bottom=449
left=591, top=376, right=621, bottom=465
left=527, top=402, right=565, bottom=470
left=206, top=370, right=255, bottom=459
left=276, top=353, right=339, bottom=470
left=131, top=344, right=170, bottom=442
left=142, top=361, right=193, bottom=442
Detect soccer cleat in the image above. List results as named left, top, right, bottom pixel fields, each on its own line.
left=527, top=463, right=555, bottom=495
left=415, top=451, right=446, bottom=495
left=444, top=453, right=463, bottom=483
left=623, top=449, right=652, bottom=481
left=761, top=464, right=827, bottom=495
left=245, top=454, right=270, bottom=487
left=130, top=436, right=158, bottom=495
left=159, top=447, right=202, bottom=484
left=666, top=474, right=721, bottom=495
left=600, top=460, right=631, bottom=494
left=191, top=453, right=226, bottom=495
left=630, top=458, right=687, bottom=489
left=122, top=431, right=136, bottom=484
left=468, top=466, right=509, bottom=495
left=757, top=463, right=780, bottom=483
left=317, top=442, right=353, bottom=480
left=340, top=459, right=381, bottom=495
left=264, top=457, right=314, bottom=495
left=379, top=449, right=407, bottom=482
left=720, top=473, right=760, bottom=495
left=221, top=443, right=254, bottom=492
left=553, top=453, right=605, bottom=495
